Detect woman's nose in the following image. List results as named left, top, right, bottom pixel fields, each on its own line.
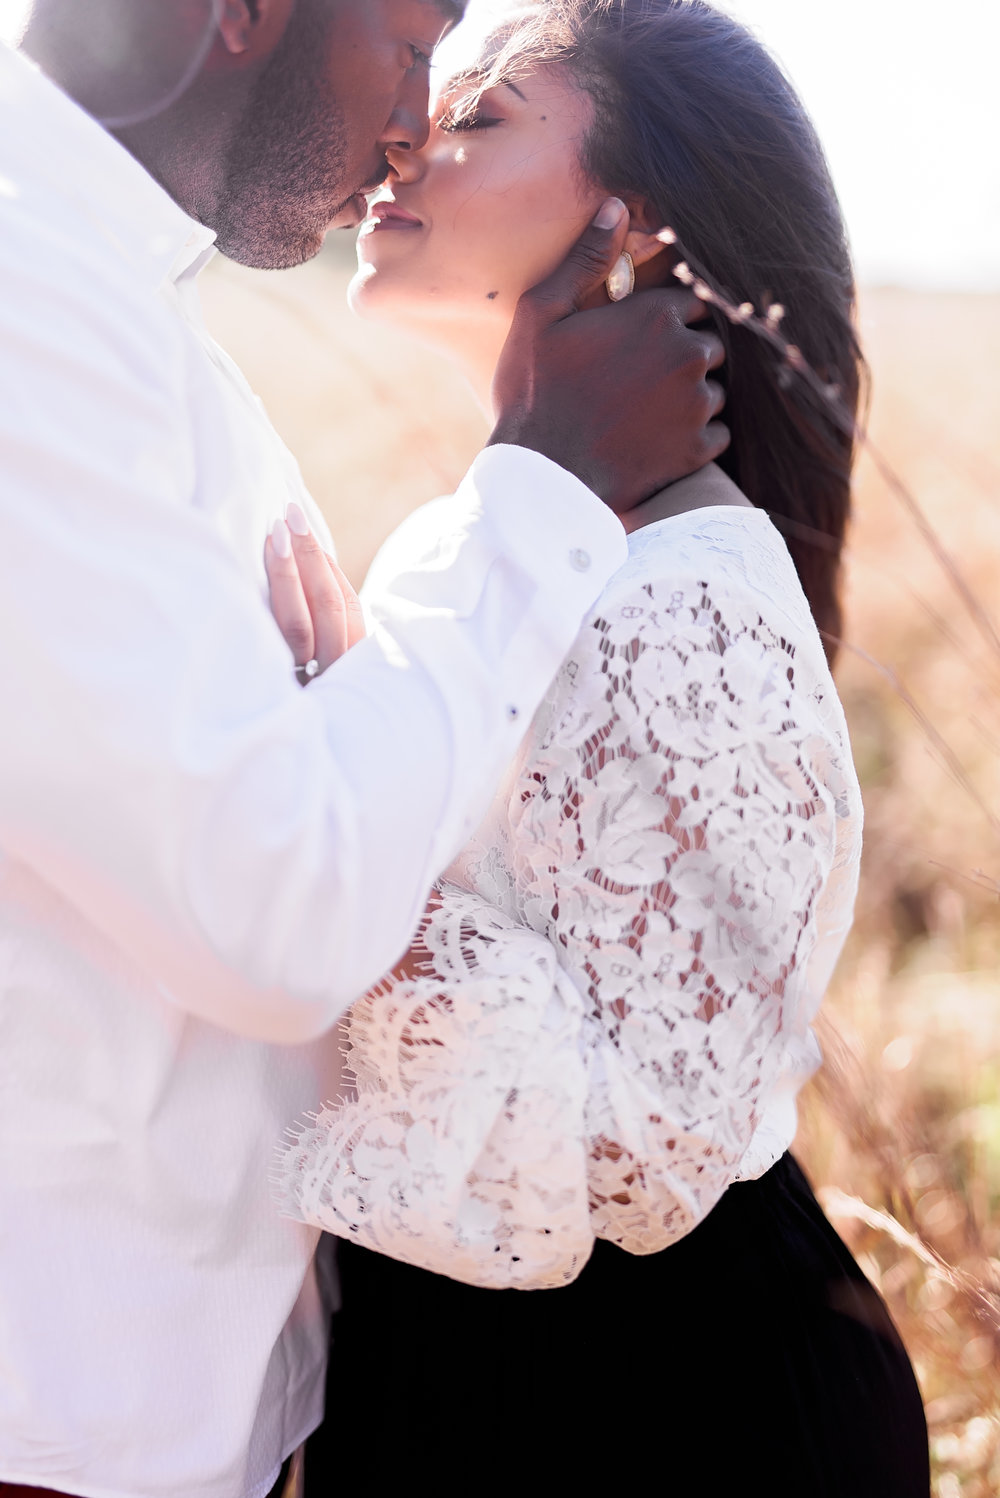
left=385, top=140, right=425, bottom=184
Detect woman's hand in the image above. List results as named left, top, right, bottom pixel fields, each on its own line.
left=265, top=501, right=365, bottom=679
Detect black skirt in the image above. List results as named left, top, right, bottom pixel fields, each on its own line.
left=306, top=1154, right=929, bottom=1496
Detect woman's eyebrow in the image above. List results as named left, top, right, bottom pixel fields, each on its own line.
left=435, top=71, right=528, bottom=101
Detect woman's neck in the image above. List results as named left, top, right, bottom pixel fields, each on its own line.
left=449, top=326, right=506, bottom=416
left=393, top=309, right=510, bottom=418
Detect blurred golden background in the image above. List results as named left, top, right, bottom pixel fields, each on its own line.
left=202, top=235, right=1000, bottom=1496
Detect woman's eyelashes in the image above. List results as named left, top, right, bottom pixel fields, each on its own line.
left=437, top=109, right=503, bottom=133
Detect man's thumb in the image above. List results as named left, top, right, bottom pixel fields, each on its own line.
left=532, top=197, right=629, bottom=319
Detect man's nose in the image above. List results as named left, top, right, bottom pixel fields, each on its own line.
left=379, top=65, right=432, bottom=156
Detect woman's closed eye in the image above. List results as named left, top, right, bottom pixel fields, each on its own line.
left=437, top=107, right=504, bottom=134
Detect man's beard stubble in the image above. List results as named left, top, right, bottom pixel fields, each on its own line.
left=212, top=2, right=349, bottom=270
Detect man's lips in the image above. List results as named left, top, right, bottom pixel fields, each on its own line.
left=327, top=193, right=371, bottom=231
left=327, top=167, right=391, bottom=232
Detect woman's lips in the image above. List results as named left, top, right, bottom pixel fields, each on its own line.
left=360, top=203, right=424, bottom=234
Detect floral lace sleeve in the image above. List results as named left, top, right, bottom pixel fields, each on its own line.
left=275, top=513, right=861, bottom=1290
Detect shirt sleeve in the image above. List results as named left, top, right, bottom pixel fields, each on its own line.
left=275, top=544, right=859, bottom=1285
left=0, top=218, right=628, bottom=1043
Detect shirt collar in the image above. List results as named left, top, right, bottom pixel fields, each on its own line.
left=2, top=42, right=217, bottom=292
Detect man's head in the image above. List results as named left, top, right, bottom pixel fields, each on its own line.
left=22, top=0, right=465, bottom=268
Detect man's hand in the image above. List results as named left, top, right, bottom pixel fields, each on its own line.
left=489, top=197, right=729, bottom=516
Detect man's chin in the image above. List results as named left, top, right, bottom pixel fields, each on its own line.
left=214, top=225, right=326, bottom=272
left=212, top=189, right=369, bottom=270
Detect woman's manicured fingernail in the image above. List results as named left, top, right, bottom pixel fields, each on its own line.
left=271, top=518, right=292, bottom=559
left=285, top=501, right=310, bottom=537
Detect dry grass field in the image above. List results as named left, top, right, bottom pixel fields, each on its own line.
left=202, top=238, right=1000, bottom=1494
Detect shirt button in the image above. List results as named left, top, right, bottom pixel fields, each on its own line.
left=507, top=705, right=519, bottom=721
left=569, top=548, right=591, bottom=572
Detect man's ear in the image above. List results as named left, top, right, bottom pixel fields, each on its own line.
left=215, top=0, right=295, bottom=59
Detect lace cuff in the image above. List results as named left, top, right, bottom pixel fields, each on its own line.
left=276, top=888, right=594, bottom=1289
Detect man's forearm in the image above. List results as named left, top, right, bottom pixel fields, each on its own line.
left=0, top=444, right=625, bottom=1040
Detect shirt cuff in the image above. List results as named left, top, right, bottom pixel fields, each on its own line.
left=363, top=444, right=628, bottom=626
left=469, top=444, right=629, bottom=595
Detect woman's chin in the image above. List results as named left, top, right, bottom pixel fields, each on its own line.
left=345, top=262, right=411, bottom=325
left=347, top=259, right=426, bottom=324
left=345, top=263, right=512, bottom=389
left=346, top=261, right=379, bottom=318
left=345, top=263, right=440, bottom=338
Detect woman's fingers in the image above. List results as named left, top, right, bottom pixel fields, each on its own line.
left=286, top=502, right=354, bottom=671
left=265, top=518, right=315, bottom=667
left=326, top=555, right=366, bottom=649
left=265, top=502, right=364, bottom=679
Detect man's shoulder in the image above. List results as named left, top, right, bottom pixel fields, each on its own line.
left=0, top=44, right=191, bottom=353
left=0, top=201, right=186, bottom=432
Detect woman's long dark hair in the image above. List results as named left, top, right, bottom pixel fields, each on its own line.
left=482, top=0, right=866, bottom=660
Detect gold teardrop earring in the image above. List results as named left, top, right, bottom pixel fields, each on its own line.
left=605, top=251, right=635, bottom=302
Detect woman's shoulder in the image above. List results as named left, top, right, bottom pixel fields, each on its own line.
left=565, top=495, right=851, bottom=756
left=601, top=500, right=818, bottom=658
left=539, top=496, right=861, bottom=830
left=621, top=498, right=796, bottom=590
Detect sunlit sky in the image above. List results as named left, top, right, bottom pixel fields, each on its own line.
left=719, top=0, right=1000, bottom=290
left=2, top=0, right=997, bottom=289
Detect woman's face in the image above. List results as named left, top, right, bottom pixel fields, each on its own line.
left=348, top=62, right=604, bottom=342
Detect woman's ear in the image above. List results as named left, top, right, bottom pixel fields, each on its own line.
left=625, top=224, right=672, bottom=271
left=609, top=196, right=674, bottom=287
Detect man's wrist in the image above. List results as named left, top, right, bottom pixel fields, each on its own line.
left=486, top=424, right=607, bottom=504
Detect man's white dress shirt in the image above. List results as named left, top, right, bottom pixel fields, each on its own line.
left=0, top=43, right=627, bottom=1498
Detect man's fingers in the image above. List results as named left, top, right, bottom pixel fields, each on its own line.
left=672, top=286, right=718, bottom=328
left=702, top=417, right=731, bottom=463
left=265, top=520, right=315, bottom=667
left=522, top=196, right=629, bottom=321
left=706, top=377, right=726, bottom=419
left=702, top=331, right=725, bottom=371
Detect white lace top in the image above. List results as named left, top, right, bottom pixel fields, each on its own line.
left=276, top=506, right=862, bottom=1289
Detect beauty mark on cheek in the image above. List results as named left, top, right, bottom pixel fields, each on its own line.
left=486, top=290, right=498, bottom=300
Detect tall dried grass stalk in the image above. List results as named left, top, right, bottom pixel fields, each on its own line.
left=658, top=226, right=1000, bottom=1492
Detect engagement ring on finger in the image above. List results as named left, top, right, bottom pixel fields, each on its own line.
left=294, top=659, right=320, bottom=687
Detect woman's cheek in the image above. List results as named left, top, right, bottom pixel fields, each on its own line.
left=513, top=212, right=595, bottom=296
